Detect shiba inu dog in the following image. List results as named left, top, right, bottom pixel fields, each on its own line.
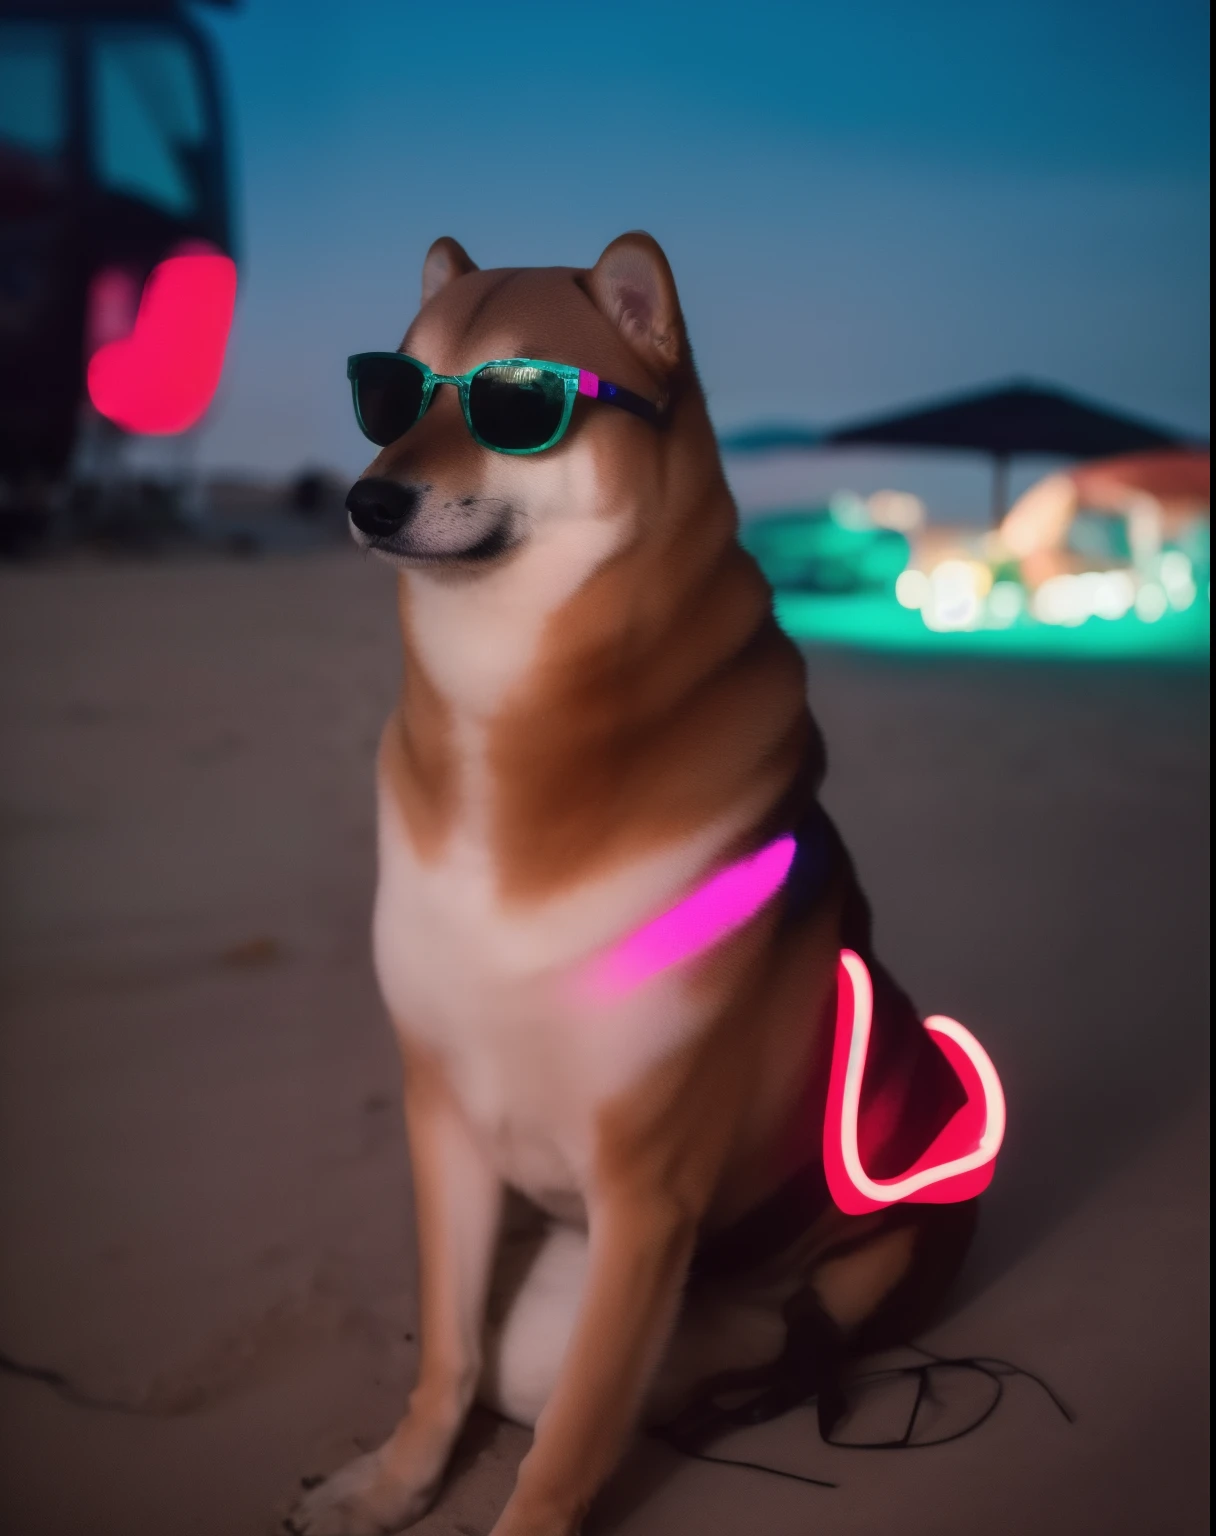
left=289, top=233, right=994, bottom=1536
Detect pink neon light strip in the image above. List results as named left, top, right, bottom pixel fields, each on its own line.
left=577, top=368, right=600, bottom=398
left=87, top=246, right=237, bottom=435
left=580, top=835, right=796, bottom=1000
left=823, top=950, right=1006, bottom=1214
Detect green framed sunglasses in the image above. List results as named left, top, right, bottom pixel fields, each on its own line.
left=347, top=353, right=662, bottom=456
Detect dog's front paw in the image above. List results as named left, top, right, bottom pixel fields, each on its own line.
left=286, top=1447, right=434, bottom=1536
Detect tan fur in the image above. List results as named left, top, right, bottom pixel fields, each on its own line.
left=488, top=511, right=812, bottom=902
left=378, top=585, right=458, bottom=863
left=290, top=235, right=968, bottom=1536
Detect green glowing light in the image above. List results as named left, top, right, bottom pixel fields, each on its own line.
left=740, top=508, right=909, bottom=594
left=745, top=508, right=1209, bottom=662
left=772, top=589, right=1210, bottom=661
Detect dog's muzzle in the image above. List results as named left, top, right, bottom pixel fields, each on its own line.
left=346, top=477, right=418, bottom=539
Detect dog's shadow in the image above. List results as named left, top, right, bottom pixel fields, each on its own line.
left=945, top=965, right=1209, bottom=1311
left=430, top=988, right=1207, bottom=1535
left=580, top=985, right=1209, bottom=1532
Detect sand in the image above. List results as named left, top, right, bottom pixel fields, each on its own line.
left=0, top=550, right=1208, bottom=1536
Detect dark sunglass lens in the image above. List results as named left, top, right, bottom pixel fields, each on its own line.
left=352, top=356, right=426, bottom=446
left=468, top=365, right=567, bottom=451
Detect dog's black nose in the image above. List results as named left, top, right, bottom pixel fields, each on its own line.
left=346, top=478, right=419, bottom=538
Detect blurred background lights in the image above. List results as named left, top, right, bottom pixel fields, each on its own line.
left=1160, top=551, right=1198, bottom=610
left=922, top=560, right=988, bottom=632
left=1134, top=583, right=1169, bottom=622
left=895, top=569, right=930, bottom=610
left=986, top=580, right=1024, bottom=626
left=1090, top=570, right=1135, bottom=620
left=1032, top=574, right=1087, bottom=626
left=828, top=491, right=873, bottom=531
left=888, top=559, right=1194, bottom=634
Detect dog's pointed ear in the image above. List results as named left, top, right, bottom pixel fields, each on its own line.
left=586, top=232, right=683, bottom=374
left=421, top=237, right=478, bottom=306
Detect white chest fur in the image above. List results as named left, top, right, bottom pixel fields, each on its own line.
left=372, top=780, right=755, bottom=1215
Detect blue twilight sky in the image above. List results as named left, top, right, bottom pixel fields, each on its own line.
left=190, top=0, right=1210, bottom=517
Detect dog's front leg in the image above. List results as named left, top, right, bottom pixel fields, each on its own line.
left=491, top=1188, right=698, bottom=1536
left=291, top=1042, right=503, bottom=1536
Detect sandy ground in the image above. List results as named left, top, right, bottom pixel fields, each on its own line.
left=0, top=550, right=1208, bottom=1536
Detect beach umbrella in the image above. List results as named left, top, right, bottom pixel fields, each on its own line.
left=721, top=380, right=1198, bottom=521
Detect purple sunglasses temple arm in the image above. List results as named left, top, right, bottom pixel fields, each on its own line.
left=577, top=369, right=663, bottom=425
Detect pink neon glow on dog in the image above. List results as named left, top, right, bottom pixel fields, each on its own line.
left=577, top=368, right=600, bottom=398
left=823, top=950, right=1006, bottom=1214
left=576, top=843, right=1004, bottom=1213
left=87, top=247, right=237, bottom=435
left=581, top=835, right=796, bottom=1000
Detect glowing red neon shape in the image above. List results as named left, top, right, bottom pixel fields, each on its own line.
left=87, top=249, right=237, bottom=435
left=823, top=949, right=1006, bottom=1214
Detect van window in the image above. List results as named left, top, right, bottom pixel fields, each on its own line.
left=0, top=23, right=66, bottom=161
left=93, top=29, right=206, bottom=217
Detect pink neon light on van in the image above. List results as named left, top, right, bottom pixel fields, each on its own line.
left=87, top=245, right=237, bottom=435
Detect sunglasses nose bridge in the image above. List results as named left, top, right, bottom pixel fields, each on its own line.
left=423, top=374, right=472, bottom=425
left=422, top=375, right=472, bottom=430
